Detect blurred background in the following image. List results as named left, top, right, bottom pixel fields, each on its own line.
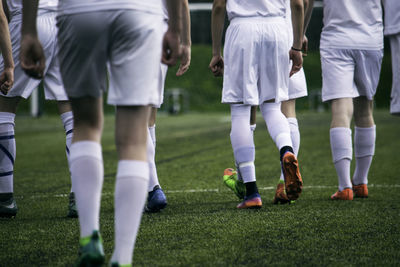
left=23, top=0, right=393, bottom=116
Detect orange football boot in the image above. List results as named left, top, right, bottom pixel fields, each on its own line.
left=282, top=152, right=303, bottom=200
left=331, top=188, right=353, bottom=200
left=273, top=182, right=290, bottom=204
left=237, top=193, right=262, bottom=209
left=353, top=184, right=368, bottom=198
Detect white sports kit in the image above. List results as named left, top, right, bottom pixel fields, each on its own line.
left=383, top=0, right=400, bottom=114
left=57, top=1, right=167, bottom=265
left=0, top=0, right=67, bottom=100
left=222, top=0, right=290, bottom=104
left=320, top=0, right=383, bottom=102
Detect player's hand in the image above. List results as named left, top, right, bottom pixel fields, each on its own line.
left=20, top=34, right=45, bottom=79
left=289, top=49, right=303, bottom=77
left=302, top=35, right=308, bottom=57
left=0, top=67, right=14, bottom=95
left=162, top=29, right=181, bottom=67
left=209, top=55, right=224, bottom=77
left=176, top=44, right=191, bottom=76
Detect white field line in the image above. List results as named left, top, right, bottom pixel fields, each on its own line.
left=18, top=184, right=400, bottom=199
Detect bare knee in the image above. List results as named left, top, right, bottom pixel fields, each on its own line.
left=354, top=97, right=374, bottom=127
left=148, top=107, right=157, bottom=127
left=70, top=97, right=103, bottom=142
left=330, top=98, right=353, bottom=128
left=281, top=99, right=296, bottom=118
left=115, top=105, right=150, bottom=161
left=57, top=101, right=72, bottom=115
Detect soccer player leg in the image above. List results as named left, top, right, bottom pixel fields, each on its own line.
left=0, top=109, right=17, bottom=217
left=69, top=96, right=104, bottom=235
left=112, top=105, right=150, bottom=265
left=350, top=49, right=381, bottom=197
left=230, top=104, right=261, bottom=209
left=67, top=96, right=106, bottom=265
left=146, top=125, right=167, bottom=212
left=352, top=97, right=376, bottom=198
left=329, top=98, right=354, bottom=200
left=275, top=100, right=298, bottom=203
left=58, top=104, right=78, bottom=217
left=226, top=107, right=256, bottom=198
left=106, top=9, right=163, bottom=265
left=145, top=62, right=168, bottom=212
left=261, top=101, right=302, bottom=200
left=279, top=100, right=300, bottom=180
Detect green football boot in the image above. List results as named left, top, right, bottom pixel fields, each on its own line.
left=67, top=192, right=78, bottom=218
left=223, top=168, right=245, bottom=199
left=75, top=230, right=105, bottom=267
left=0, top=196, right=18, bottom=218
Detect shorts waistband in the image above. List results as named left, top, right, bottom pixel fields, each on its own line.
left=38, top=9, right=57, bottom=16
left=230, top=16, right=285, bottom=25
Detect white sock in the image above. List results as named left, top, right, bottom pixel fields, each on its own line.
left=0, top=112, right=15, bottom=194
left=238, top=161, right=256, bottom=183
left=260, top=102, right=292, bottom=150
left=149, top=125, right=156, bottom=147
left=111, top=160, right=149, bottom=266
left=288, top=117, right=300, bottom=155
left=60, top=111, right=74, bottom=165
left=334, top=158, right=352, bottom=191
left=235, top=162, right=242, bottom=182
left=236, top=124, right=256, bottom=182
left=330, top=127, right=353, bottom=191
left=147, top=128, right=159, bottom=192
left=353, top=126, right=376, bottom=185
left=279, top=117, right=300, bottom=182
left=70, top=141, right=103, bottom=238
left=61, top=111, right=74, bottom=192
left=230, top=104, right=256, bottom=183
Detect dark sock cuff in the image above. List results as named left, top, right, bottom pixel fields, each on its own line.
left=280, top=146, right=294, bottom=161
left=245, top=181, right=259, bottom=197
left=0, top=192, right=13, bottom=202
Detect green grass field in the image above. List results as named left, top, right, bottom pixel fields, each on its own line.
left=1, top=110, right=399, bottom=266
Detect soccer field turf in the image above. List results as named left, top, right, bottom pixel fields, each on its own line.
left=1, top=110, right=399, bottom=266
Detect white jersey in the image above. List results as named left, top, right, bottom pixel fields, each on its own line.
left=285, top=0, right=293, bottom=45
left=58, top=0, right=163, bottom=16
left=320, top=0, right=383, bottom=50
left=226, top=0, right=286, bottom=21
left=383, top=0, right=400, bottom=36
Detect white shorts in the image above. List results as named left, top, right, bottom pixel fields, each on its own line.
left=288, top=67, right=307, bottom=99
left=389, top=33, right=400, bottom=114
left=0, top=11, right=67, bottom=100
left=153, top=22, right=169, bottom=109
left=320, top=48, right=383, bottom=102
left=57, top=10, right=164, bottom=106
left=222, top=17, right=290, bottom=105
left=153, top=64, right=168, bottom=109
